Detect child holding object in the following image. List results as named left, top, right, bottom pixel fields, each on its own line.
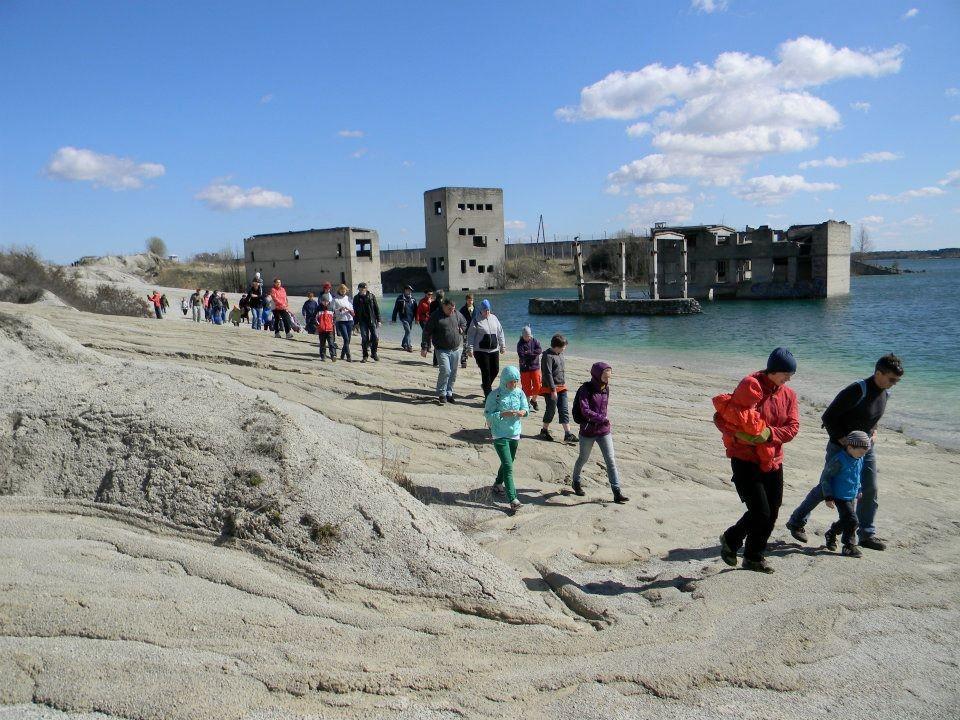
left=484, top=366, right=530, bottom=515
left=570, top=362, right=629, bottom=503
left=712, top=376, right=778, bottom=472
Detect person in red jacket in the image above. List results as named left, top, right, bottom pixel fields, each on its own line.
left=415, top=290, right=434, bottom=355
left=269, top=277, right=293, bottom=340
left=147, top=291, right=163, bottom=319
left=316, top=298, right=336, bottom=361
left=716, top=347, right=800, bottom=574
left=712, top=376, right=778, bottom=472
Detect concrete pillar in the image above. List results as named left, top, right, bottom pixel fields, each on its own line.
left=650, top=236, right=659, bottom=300
left=574, top=240, right=585, bottom=300
left=619, top=240, right=627, bottom=299
left=681, top=238, right=688, bottom=299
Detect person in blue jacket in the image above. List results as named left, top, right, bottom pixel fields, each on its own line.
left=484, top=366, right=530, bottom=515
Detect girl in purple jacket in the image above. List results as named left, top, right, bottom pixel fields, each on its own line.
left=571, top=362, right=629, bottom=503
left=516, top=326, right=542, bottom=411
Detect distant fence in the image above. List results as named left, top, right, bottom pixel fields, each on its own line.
left=381, top=237, right=647, bottom=267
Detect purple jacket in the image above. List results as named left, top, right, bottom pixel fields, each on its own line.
left=516, top=337, right=543, bottom=372
left=577, top=362, right=612, bottom=437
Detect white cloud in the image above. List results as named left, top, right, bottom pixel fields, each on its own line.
left=560, top=37, right=903, bottom=193
left=195, top=183, right=293, bottom=211
left=899, top=214, right=932, bottom=228
left=939, top=170, right=960, bottom=187
left=351, top=147, right=368, bottom=159
left=692, top=0, right=728, bottom=13
left=260, top=93, right=274, bottom=104
left=867, top=186, right=946, bottom=202
left=627, top=197, right=695, bottom=225
left=902, top=8, right=919, bottom=19
left=947, top=88, right=960, bottom=97
left=44, top=146, right=164, bottom=190
left=951, top=115, right=960, bottom=123
left=799, top=150, right=900, bottom=169
left=635, top=182, right=688, bottom=196
left=858, top=215, right=884, bottom=225
left=733, top=174, right=839, bottom=205
left=505, top=220, right=527, bottom=231
left=337, top=129, right=364, bottom=138
left=401, top=160, right=414, bottom=167
left=850, top=101, right=871, bottom=112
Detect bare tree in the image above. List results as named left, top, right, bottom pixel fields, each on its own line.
left=146, top=236, right=168, bottom=256
left=218, top=244, right=245, bottom=292
left=853, top=226, right=874, bottom=260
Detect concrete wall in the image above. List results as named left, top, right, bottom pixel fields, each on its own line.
left=529, top=297, right=701, bottom=315
left=244, top=228, right=382, bottom=296
left=424, top=187, right=505, bottom=291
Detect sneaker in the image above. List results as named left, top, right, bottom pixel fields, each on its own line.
left=492, top=483, right=505, bottom=497
left=319, top=356, right=326, bottom=362
left=824, top=528, right=838, bottom=552
left=860, top=536, right=887, bottom=551
left=530, top=400, right=539, bottom=411
left=786, top=522, right=808, bottom=544
left=446, top=394, right=456, bottom=404
left=841, top=543, right=863, bottom=558
left=361, top=358, right=367, bottom=363
left=743, top=558, right=774, bottom=574
left=563, top=432, right=578, bottom=444
left=719, top=533, right=738, bottom=567
left=612, top=488, right=629, bottom=504
left=508, top=500, right=522, bottom=516
left=538, top=428, right=554, bottom=442
left=372, top=355, right=380, bottom=362
left=436, top=396, right=446, bottom=405
left=571, top=480, right=586, bottom=496
left=285, top=333, right=294, bottom=340
left=274, top=333, right=281, bottom=339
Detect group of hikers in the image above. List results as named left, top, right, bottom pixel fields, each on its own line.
left=162, top=275, right=906, bottom=570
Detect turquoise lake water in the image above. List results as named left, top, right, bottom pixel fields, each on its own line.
left=384, top=258, right=959, bottom=449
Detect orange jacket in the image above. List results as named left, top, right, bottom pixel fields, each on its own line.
left=316, top=309, right=334, bottom=333
left=415, top=297, right=432, bottom=323
left=713, top=372, right=799, bottom=470
left=270, top=286, right=288, bottom=311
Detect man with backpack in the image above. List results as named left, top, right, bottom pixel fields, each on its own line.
left=569, top=361, right=628, bottom=503
left=391, top=285, right=417, bottom=352
left=786, top=353, right=904, bottom=550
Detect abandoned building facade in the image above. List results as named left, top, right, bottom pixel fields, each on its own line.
left=243, top=227, right=382, bottom=296
left=423, top=187, right=505, bottom=291
left=648, top=220, right=850, bottom=300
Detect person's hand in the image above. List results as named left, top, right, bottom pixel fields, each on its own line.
left=551, top=390, right=558, bottom=400
left=500, top=348, right=505, bottom=355
left=825, top=498, right=835, bottom=509
left=420, top=349, right=428, bottom=358
left=870, top=430, right=877, bottom=442
left=377, top=321, right=382, bottom=327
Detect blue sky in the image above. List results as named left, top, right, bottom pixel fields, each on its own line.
left=1, top=0, right=958, bottom=262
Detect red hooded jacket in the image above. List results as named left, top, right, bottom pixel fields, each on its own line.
left=415, top=297, right=433, bottom=323
left=713, top=371, right=799, bottom=470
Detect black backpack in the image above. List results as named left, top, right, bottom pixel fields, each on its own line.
left=571, top=382, right=588, bottom=425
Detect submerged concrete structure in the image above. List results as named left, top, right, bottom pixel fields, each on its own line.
left=244, top=227, right=382, bottom=296
left=649, top=220, right=850, bottom=300
left=423, top=187, right=504, bottom=291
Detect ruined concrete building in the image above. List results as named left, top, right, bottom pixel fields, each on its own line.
left=423, top=187, right=505, bottom=291
left=649, top=220, right=850, bottom=300
left=244, top=227, right=382, bottom=296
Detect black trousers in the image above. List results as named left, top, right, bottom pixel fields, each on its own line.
left=724, top=458, right=784, bottom=561
left=474, top=351, right=500, bottom=397
left=829, top=500, right=859, bottom=545
left=273, top=309, right=292, bottom=335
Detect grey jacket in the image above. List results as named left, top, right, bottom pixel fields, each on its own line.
left=424, top=308, right=467, bottom=351
left=466, top=313, right=506, bottom=354
left=540, top=348, right=566, bottom=389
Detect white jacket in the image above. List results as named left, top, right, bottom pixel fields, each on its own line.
left=332, top=295, right=355, bottom=322
left=467, top=313, right=506, bottom=354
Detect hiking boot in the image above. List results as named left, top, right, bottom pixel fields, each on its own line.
left=274, top=333, right=281, bottom=339
left=507, top=500, right=522, bottom=516
left=842, top=543, right=863, bottom=558
left=571, top=480, right=586, bottom=497
left=824, top=528, right=838, bottom=552
left=285, top=333, right=294, bottom=340
left=446, top=394, right=456, bottom=404
left=492, top=482, right=505, bottom=497
left=719, top=533, right=738, bottom=567
left=612, top=488, right=629, bottom=504
left=860, top=536, right=887, bottom=551
left=437, top=396, right=446, bottom=405
left=361, top=357, right=367, bottom=363
left=530, top=399, right=539, bottom=411
left=563, top=432, right=579, bottom=444
left=786, top=522, right=808, bottom=544
left=538, top=428, right=554, bottom=442
left=372, top=355, right=380, bottom=362
left=743, top=558, right=774, bottom=574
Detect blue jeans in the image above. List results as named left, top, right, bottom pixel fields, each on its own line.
left=436, top=348, right=461, bottom=397
left=788, top=441, right=878, bottom=540
left=251, top=308, right=262, bottom=330
left=212, top=310, right=223, bottom=325
left=336, top=320, right=354, bottom=358
left=572, top=433, right=621, bottom=490
left=400, top=319, right=413, bottom=349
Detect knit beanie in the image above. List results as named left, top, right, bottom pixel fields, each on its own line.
left=766, top=347, right=797, bottom=373
left=844, top=431, right=871, bottom=448
left=481, top=299, right=491, bottom=312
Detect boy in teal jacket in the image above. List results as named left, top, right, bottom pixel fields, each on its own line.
left=485, top=366, right=530, bottom=515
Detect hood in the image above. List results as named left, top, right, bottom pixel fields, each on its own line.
left=590, top=362, right=611, bottom=385
left=732, top=376, right=764, bottom=406
left=499, top=365, right=521, bottom=386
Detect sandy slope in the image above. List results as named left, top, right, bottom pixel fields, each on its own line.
left=1, top=299, right=959, bottom=719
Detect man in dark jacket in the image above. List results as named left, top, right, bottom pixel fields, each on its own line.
left=421, top=299, right=467, bottom=404
left=391, top=285, right=417, bottom=352
left=353, top=282, right=381, bottom=362
left=247, top=280, right=264, bottom=330
left=301, top=292, right=320, bottom=334
left=786, top=353, right=904, bottom=550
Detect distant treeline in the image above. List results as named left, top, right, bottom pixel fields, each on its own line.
left=865, top=248, right=960, bottom=260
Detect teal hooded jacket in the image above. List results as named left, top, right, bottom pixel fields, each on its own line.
left=484, top=366, right=530, bottom=439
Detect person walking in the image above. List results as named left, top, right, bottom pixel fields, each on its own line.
left=539, top=334, right=577, bottom=443
left=332, top=283, right=356, bottom=361
left=416, top=290, right=434, bottom=362
left=208, top=290, right=223, bottom=325
left=421, top=298, right=467, bottom=404
left=466, top=299, right=506, bottom=399
left=218, top=292, right=229, bottom=325
left=270, top=278, right=293, bottom=339
left=147, top=290, right=163, bottom=319
left=353, top=282, right=381, bottom=362
left=570, top=362, right=629, bottom=503
left=246, top=280, right=264, bottom=330
left=316, top=298, right=337, bottom=361
left=391, top=285, right=417, bottom=352
left=202, top=290, right=211, bottom=321
left=180, top=297, right=189, bottom=316
left=517, top=325, right=542, bottom=411
left=459, top=294, right=477, bottom=369
left=785, top=353, right=904, bottom=551
left=716, top=347, right=800, bottom=574
left=160, top=294, right=170, bottom=315
left=189, top=289, right=203, bottom=323
left=301, top=292, right=320, bottom=335
left=485, top=365, right=530, bottom=515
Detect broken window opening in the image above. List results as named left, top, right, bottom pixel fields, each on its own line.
left=467, top=203, right=475, bottom=210
left=716, top=260, right=728, bottom=282
left=469, top=259, right=477, bottom=267
left=430, top=258, right=437, bottom=273
left=486, top=265, right=494, bottom=273
left=294, top=248, right=300, bottom=260
left=434, top=200, right=443, bottom=216
left=355, top=239, right=372, bottom=258
left=458, top=228, right=467, bottom=236
left=472, top=235, right=487, bottom=248
left=460, top=259, right=467, bottom=273
left=467, top=228, right=475, bottom=235
left=457, top=203, right=465, bottom=210
left=485, top=203, right=493, bottom=210
left=250, top=251, right=255, bottom=262
left=336, top=243, right=342, bottom=258
left=478, top=265, right=485, bottom=274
